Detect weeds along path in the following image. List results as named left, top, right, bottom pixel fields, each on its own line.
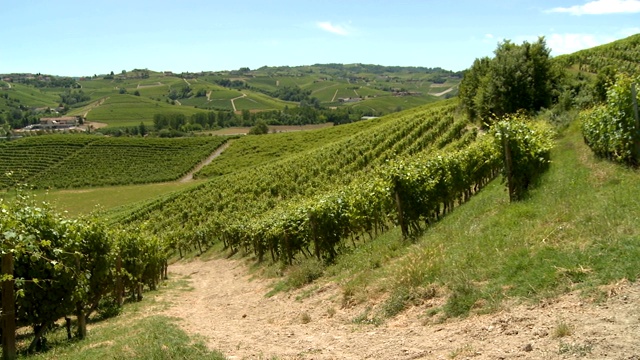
left=164, top=258, right=640, bottom=360
left=178, top=141, right=233, bottom=183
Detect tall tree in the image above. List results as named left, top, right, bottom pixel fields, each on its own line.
left=460, top=37, right=560, bottom=124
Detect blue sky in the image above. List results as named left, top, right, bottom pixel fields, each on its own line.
left=1, top=0, right=639, bottom=76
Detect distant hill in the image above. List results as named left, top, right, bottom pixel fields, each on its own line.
left=0, top=65, right=460, bottom=129
left=3, top=32, right=640, bottom=131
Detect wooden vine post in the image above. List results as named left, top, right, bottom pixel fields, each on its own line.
left=632, top=83, right=640, bottom=161
left=75, top=257, right=87, bottom=339
left=115, top=254, right=123, bottom=306
left=502, top=134, right=515, bottom=202
left=394, top=187, right=408, bottom=238
left=2, top=253, right=16, bottom=360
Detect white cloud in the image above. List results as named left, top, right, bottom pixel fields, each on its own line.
left=317, top=21, right=349, bottom=36
left=546, top=0, right=640, bottom=15
left=546, top=33, right=615, bottom=54
left=619, top=27, right=640, bottom=36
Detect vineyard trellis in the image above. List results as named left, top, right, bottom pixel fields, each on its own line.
left=0, top=194, right=167, bottom=357
left=1, top=135, right=232, bottom=189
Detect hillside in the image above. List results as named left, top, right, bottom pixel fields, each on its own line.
left=0, top=64, right=459, bottom=130
left=555, top=33, right=640, bottom=75
left=0, top=135, right=231, bottom=188
left=118, top=100, right=476, bottom=251
left=9, top=108, right=640, bottom=359
left=2, top=34, right=640, bottom=359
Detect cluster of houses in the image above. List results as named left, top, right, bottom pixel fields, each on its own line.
left=20, top=116, right=83, bottom=131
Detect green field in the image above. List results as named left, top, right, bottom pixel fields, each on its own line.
left=195, top=119, right=382, bottom=178
left=25, top=181, right=203, bottom=219
left=77, top=94, right=207, bottom=126
left=1, top=135, right=230, bottom=189
left=2, top=65, right=461, bottom=131
left=0, top=83, right=60, bottom=112
left=350, top=93, right=440, bottom=113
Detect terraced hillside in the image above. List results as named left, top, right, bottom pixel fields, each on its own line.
left=555, top=33, right=640, bottom=74
left=0, top=135, right=231, bottom=188
left=1, top=65, right=459, bottom=131
left=122, top=99, right=486, bottom=261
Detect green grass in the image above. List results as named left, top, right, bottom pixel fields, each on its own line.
left=350, top=94, right=439, bottom=113
left=82, top=94, right=207, bottom=126
left=0, top=83, right=60, bottom=111
left=242, top=91, right=294, bottom=109
left=311, top=83, right=343, bottom=102
left=30, top=181, right=204, bottom=218
left=22, top=316, right=224, bottom=360
left=21, top=279, right=225, bottom=360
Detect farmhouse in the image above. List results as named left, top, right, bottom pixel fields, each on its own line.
left=338, top=97, right=363, bottom=103
left=37, top=116, right=82, bottom=129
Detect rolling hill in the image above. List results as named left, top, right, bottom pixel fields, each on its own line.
left=1, top=64, right=460, bottom=129
left=2, top=33, right=640, bottom=359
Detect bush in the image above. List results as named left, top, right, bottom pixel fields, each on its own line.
left=581, top=73, right=640, bottom=165
left=491, top=113, right=555, bottom=201
left=248, top=120, right=269, bottom=135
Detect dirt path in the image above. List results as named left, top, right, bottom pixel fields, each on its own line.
left=163, top=258, right=640, bottom=360
left=331, top=89, right=339, bottom=102
left=83, top=97, right=109, bottom=119
left=137, top=82, right=163, bottom=89
left=178, top=141, right=232, bottom=182
left=231, top=93, right=247, bottom=112
left=431, top=87, right=455, bottom=97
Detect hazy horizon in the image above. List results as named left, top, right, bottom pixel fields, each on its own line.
left=1, top=0, right=639, bottom=77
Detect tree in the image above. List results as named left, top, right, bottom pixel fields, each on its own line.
left=460, top=37, right=561, bottom=124
left=138, top=121, right=147, bottom=136
left=134, top=90, right=140, bottom=96
left=248, top=120, right=269, bottom=135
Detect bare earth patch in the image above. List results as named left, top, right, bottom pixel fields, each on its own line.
left=164, top=259, right=640, bottom=359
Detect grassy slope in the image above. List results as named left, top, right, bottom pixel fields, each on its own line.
left=3, top=66, right=459, bottom=128
left=79, top=94, right=207, bottom=126
left=23, top=279, right=224, bottom=360
left=554, top=33, right=640, bottom=74
left=0, top=83, right=60, bottom=112
left=195, top=118, right=384, bottom=178
left=16, top=116, right=640, bottom=359
left=30, top=181, right=204, bottom=219
left=320, top=120, right=640, bottom=320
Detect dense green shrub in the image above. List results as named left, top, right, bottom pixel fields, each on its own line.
left=491, top=113, right=555, bottom=201
left=581, top=73, right=640, bottom=165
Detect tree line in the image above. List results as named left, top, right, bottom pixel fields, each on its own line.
left=150, top=106, right=375, bottom=133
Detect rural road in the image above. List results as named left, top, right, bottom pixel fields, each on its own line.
left=230, top=93, right=247, bottom=112
left=179, top=141, right=232, bottom=182
left=431, top=87, right=455, bottom=97
left=163, top=258, right=640, bottom=360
